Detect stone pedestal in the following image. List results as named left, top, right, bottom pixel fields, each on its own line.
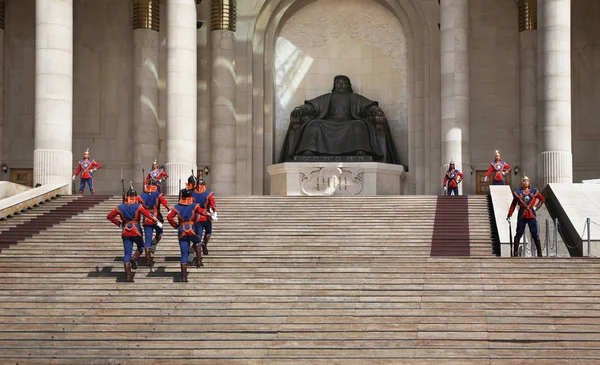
left=267, top=162, right=405, bottom=196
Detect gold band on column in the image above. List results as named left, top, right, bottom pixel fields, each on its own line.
left=133, top=0, right=160, bottom=31
left=211, top=0, right=236, bottom=32
left=0, top=0, right=5, bottom=30
left=518, top=0, right=537, bottom=32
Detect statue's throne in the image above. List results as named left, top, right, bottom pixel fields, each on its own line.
left=290, top=112, right=392, bottom=162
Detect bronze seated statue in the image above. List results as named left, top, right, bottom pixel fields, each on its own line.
left=279, top=75, right=400, bottom=164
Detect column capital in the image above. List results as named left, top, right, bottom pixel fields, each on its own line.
left=133, top=0, right=160, bottom=31
left=211, top=0, right=236, bottom=32
left=519, top=0, right=537, bottom=32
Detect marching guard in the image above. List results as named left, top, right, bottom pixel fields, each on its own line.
left=107, top=184, right=156, bottom=282
left=442, top=161, right=464, bottom=195
left=507, top=176, right=546, bottom=257
left=192, top=178, right=217, bottom=255
left=73, top=148, right=102, bottom=194
left=145, top=159, right=169, bottom=193
left=167, top=188, right=210, bottom=282
left=137, top=178, right=171, bottom=266
left=485, top=150, right=511, bottom=185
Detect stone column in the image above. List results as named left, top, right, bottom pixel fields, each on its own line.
left=0, top=1, right=4, bottom=168
left=210, top=0, right=236, bottom=195
left=197, top=0, right=211, bottom=180
left=132, top=0, right=160, bottom=189
left=34, top=0, right=73, bottom=187
left=440, top=0, right=470, bottom=194
left=165, top=0, right=197, bottom=195
left=537, top=0, right=572, bottom=185
left=519, top=0, right=538, bottom=184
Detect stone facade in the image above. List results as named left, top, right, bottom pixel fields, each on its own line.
left=0, top=0, right=598, bottom=195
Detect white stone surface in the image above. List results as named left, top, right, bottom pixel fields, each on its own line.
left=547, top=183, right=600, bottom=256
left=537, top=0, right=573, bottom=185
left=0, top=181, right=31, bottom=199
left=132, top=28, right=160, bottom=188
left=440, top=0, right=470, bottom=194
left=196, top=0, right=211, bottom=183
left=267, top=162, right=405, bottom=196
left=489, top=185, right=514, bottom=257
left=211, top=30, right=236, bottom=196
left=0, top=183, right=70, bottom=219
left=165, top=0, right=197, bottom=195
left=34, top=0, right=73, bottom=188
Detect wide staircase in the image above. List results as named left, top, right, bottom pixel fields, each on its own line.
left=0, top=194, right=598, bottom=364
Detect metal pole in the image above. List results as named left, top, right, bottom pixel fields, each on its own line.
left=587, top=217, right=591, bottom=257
left=554, top=217, right=559, bottom=257
left=545, top=219, right=549, bottom=257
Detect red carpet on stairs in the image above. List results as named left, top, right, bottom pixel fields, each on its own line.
left=0, top=195, right=111, bottom=251
left=430, top=195, right=470, bottom=256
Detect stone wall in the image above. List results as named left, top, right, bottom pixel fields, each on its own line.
left=572, top=0, right=600, bottom=182
left=468, top=0, right=520, bottom=189
left=273, top=0, right=409, bottom=168
left=3, top=0, right=133, bottom=193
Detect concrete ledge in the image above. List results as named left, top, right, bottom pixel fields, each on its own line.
left=0, top=184, right=71, bottom=219
left=0, top=182, right=32, bottom=199
left=543, top=183, right=600, bottom=256
left=489, top=185, right=513, bottom=257
left=267, top=162, right=406, bottom=196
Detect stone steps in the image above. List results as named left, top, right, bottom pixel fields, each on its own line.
left=6, top=195, right=600, bottom=363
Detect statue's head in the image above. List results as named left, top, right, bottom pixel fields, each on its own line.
left=332, top=75, right=353, bottom=93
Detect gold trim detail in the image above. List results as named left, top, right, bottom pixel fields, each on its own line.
left=133, top=0, right=160, bottom=31
left=518, top=0, right=537, bottom=32
left=211, top=0, right=236, bottom=32
left=0, top=0, right=5, bottom=30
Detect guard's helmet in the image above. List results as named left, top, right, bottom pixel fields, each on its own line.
left=187, top=175, right=196, bottom=185
left=148, top=178, right=158, bottom=186
left=181, top=188, right=193, bottom=199
left=198, top=179, right=206, bottom=185
left=126, top=187, right=137, bottom=197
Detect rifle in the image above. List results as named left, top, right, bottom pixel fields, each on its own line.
left=508, top=218, right=513, bottom=257
left=120, top=168, right=125, bottom=203
left=141, top=168, right=145, bottom=191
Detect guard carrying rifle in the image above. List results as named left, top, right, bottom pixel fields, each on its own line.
left=507, top=176, right=545, bottom=257
left=167, top=188, right=210, bottom=282
left=107, top=183, right=156, bottom=282
left=192, top=178, right=217, bottom=255
left=137, top=178, right=171, bottom=266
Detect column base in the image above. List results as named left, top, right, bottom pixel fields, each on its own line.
left=540, top=151, right=572, bottom=185
left=164, top=162, right=197, bottom=196
left=34, top=149, right=73, bottom=189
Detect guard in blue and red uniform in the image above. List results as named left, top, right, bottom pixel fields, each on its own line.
left=192, top=178, right=217, bottom=256
left=72, top=148, right=102, bottom=194
left=179, top=175, right=197, bottom=199
left=442, top=161, right=464, bottom=195
left=507, top=176, right=545, bottom=257
left=145, top=159, right=169, bottom=193
left=485, top=150, right=511, bottom=185
left=167, top=188, right=210, bottom=282
left=107, top=184, right=156, bottom=282
left=137, top=178, right=171, bottom=266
